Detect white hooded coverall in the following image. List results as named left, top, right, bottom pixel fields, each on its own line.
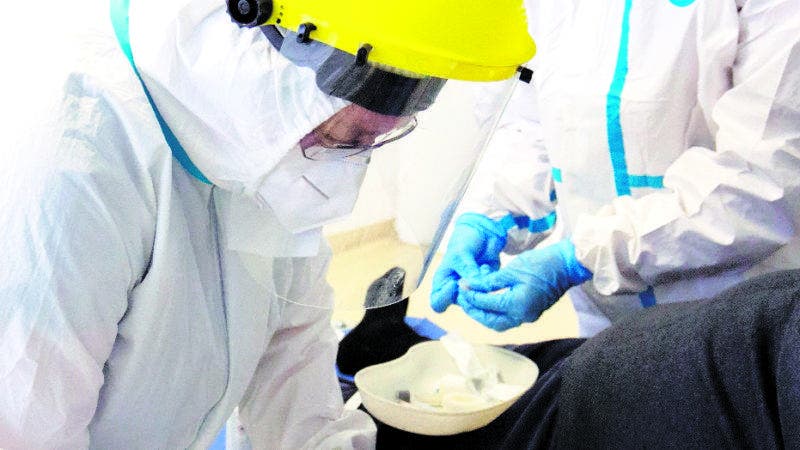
left=463, top=0, right=800, bottom=335
left=0, top=0, right=376, bottom=447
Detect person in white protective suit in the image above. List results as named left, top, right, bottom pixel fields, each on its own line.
left=0, top=0, right=535, bottom=447
left=431, top=0, right=800, bottom=336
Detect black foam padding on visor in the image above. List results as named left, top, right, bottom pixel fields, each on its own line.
left=264, top=26, right=445, bottom=117
left=316, top=54, right=446, bottom=116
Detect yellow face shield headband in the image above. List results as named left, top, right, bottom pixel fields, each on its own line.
left=226, top=0, right=536, bottom=82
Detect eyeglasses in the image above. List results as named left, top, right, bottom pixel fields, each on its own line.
left=302, top=116, right=418, bottom=161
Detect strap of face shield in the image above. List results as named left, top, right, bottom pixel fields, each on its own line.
left=262, top=26, right=445, bottom=117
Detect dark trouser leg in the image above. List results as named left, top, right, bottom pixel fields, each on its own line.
left=553, top=270, right=800, bottom=449
left=374, top=338, right=586, bottom=449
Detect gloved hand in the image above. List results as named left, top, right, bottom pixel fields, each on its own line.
left=456, top=239, right=592, bottom=331
left=430, top=213, right=510, bottom=313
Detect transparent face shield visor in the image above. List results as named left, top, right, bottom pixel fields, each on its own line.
left=285, top=75, right=521, bottom=313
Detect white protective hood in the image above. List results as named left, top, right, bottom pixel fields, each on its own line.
left=128, top=0, right=349, bottom=197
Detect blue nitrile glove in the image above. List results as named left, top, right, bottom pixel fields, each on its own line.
left=456, top=239, right=592, bottom=331
left=430, top=213, right=510, bottom=313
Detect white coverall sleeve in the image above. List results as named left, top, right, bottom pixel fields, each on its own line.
left=0, top=169, right=137, bottom=448
left=461, top=73, right=558, bottom=255
left=232, top=257, right=376, bottom=450
left=572, top=0, right=800, bottom=294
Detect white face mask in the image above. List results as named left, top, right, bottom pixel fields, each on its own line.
left=255, top=145, right=369, bottom=233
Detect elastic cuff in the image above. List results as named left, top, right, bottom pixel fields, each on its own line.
left=497, top=214, right=517, bottom=232
left=496, top=212, right=557, bottom=234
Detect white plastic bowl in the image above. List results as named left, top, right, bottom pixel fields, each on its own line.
left=354, top=340, right=539, bottom=436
